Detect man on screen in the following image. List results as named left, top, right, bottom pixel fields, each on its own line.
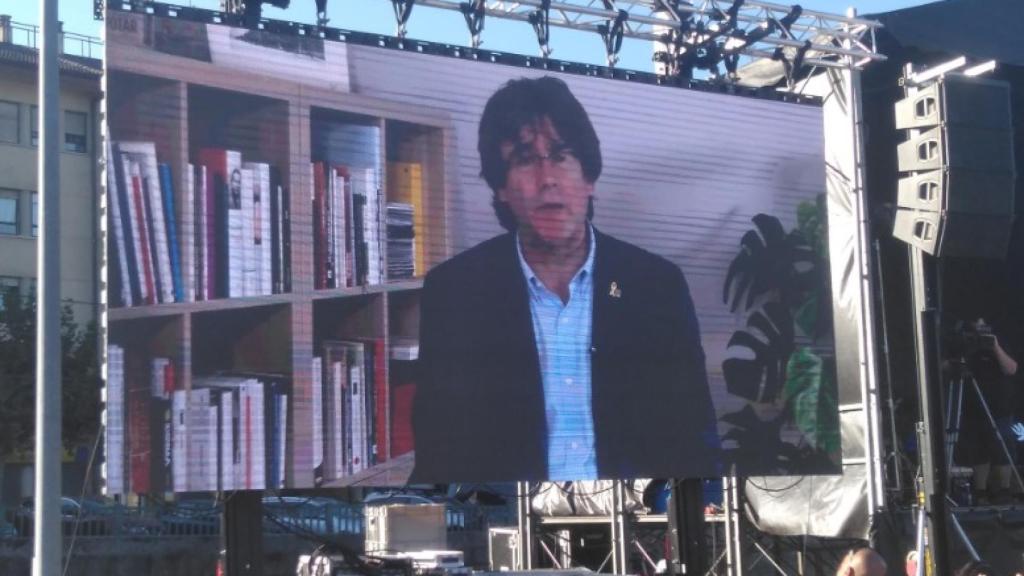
left=411, top=76, right=720, bottom=482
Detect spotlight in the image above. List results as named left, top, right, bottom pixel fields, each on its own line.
left=315, top=0, right=328, bottom=26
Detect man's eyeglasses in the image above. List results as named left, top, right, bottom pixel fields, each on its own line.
left=507, top=144, right=577, bottom=171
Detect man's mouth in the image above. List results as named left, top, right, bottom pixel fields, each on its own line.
left=535, top=203, right=566, bottom=212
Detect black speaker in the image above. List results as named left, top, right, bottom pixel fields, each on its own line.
left=892, top=74, right=1016, bottom=259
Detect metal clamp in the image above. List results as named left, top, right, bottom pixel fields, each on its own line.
left=459, top=0, right=486, bottom=48
left=528, top=0, right=552, bottom=58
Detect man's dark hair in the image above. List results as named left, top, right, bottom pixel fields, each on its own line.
left=478, top=76, right=602, bottom=231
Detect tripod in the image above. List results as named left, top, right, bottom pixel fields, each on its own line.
left=912, top=358, right=1024, bottom=575
left=944, top=358, right=1024, bottom=503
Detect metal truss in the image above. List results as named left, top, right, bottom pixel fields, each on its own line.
left=409, top=0, right=884, bottom=71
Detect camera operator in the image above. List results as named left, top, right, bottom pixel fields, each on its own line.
left=952, top=318, right=1019, bottom=504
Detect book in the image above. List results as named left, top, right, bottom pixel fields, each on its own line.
left=121, top=141, right=175, bottom=304
left=128, top=160, right=156, bottom=305
left=240, top=167, right=257, bottom=297
left=312, top=356, right=324, bottom=486
left=184, top=165, right=196, bottom=303
left=372, top=339, right=387, bottom=463
left=186, top=387, right=218, bottom=492
left=197, top=148, right=244, bottom=299
left=172, top=389, right=189, bottom=492
left=106, top=140, right=133, bottom=307
left=390, top=381, right=416, bottom=458
left=110, top=143, right=142, bottom=305
left=159, top=163, right=185, bottom=302
left=104, top=345, right=126, bottom=495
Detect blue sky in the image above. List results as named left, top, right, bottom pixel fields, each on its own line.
left=7, top=0, right=934, bottom=70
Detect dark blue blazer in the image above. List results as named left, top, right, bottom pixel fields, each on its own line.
left=410, top=230, right=721, bottom=483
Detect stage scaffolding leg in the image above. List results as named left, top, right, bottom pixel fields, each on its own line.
left=517, top=481, right=534, bottom=571
left=611, top=480, right=630, bottom=574
left=723, top=477, right=744, bottom=576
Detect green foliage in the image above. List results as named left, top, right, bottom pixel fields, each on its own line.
left=720, top=195, right=840, bottom=473
left=0, top=291, right=100, bottom=461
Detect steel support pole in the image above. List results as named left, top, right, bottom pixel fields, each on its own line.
left=909, top=245, right=951, bottom=576
left=610, top=480, right=630, bottom=574
left=517, top=482, right=534, bottom=570
left=34, top=0, right=62, bottom=575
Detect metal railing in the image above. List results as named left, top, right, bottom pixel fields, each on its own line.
left=6, top=20, right=103, bottom=60
left=1, top=500, right=516, bottom=541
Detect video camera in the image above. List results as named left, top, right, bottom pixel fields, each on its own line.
left=946, top=319, right=997, bottom=363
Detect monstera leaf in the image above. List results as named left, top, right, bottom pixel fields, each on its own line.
left=723, top=301, right=794, bottom=402
left=720, top=405, right=801, bottom=474
left=723, top=214, right=817, bottom=313
left=720, top=402, right=838, bottom=475
left=784, top=348, right=840, bottom=455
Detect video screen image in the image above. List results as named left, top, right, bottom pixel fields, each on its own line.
left=103, top=6, right=838, bottom=492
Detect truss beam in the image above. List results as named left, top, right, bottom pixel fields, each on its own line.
left=416, top=0, right=883, bottom=68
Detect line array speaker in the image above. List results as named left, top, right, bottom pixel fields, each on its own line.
left=892, top=74, right=1016, bottom=259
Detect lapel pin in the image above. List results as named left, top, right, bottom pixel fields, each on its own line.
left=609, top=281, right=621, bottom=298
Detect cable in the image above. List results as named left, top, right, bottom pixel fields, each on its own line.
left=62, top=420, right=104, bottom=576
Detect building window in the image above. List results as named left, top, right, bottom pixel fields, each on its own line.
left=64, top=111, right=88, bottom=153
left=0, top=190, right=18, bottom=235
left=0, top=276, right=20, bottom=311
left=0, top=101, right=18, bottom=144
left=30, top=105, right=38, bottom=147
left=32, top=193, right=38, bottom=237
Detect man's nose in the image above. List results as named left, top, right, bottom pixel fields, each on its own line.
left=534, top=154, right=559, bottom=183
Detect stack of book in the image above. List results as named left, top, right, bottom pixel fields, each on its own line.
left=311, top=162, right=383, bottom=289
left=387, top=162, right=426, bottom=278
left=103, top=350, right=289, bottom=495
left=386, top=202, right=415, bottom=280
left=103, top=345, right=127, bottom=495
left=106, top=141, right=291, bottom=307
left=190, top=374, right=289, bottom=492
left=311, top=339, right=387, bottom=486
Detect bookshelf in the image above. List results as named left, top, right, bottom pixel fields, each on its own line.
left=105, top=40, right=452, bottom=492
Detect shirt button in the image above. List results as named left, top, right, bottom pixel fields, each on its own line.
left=565, top=378, right=574, bottom=386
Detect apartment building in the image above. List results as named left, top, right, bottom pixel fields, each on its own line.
left=0, top=15, right=102, bottom=323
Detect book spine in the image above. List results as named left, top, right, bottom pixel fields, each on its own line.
left=140, top=148, right=174, bottom=304
left=204, top=161, right=217, bottom=299
left=277, top=393, right=287, bottom=488
left=112, top=144, right=142, bottom=305
left=129, top=162, right=156, bottom=305
left=172, top=389, right=189, bottom=492
left=104, top=345, right=126, bottom=495
left=260, top=165, right=272, bottom=297
left=140, top=171, right=165, bottom=304
left=159, top=164, right=185, bottom=303
left=269, top=170, right=281, bottom=295
left=282, top=184, right=291, bottom=293
left=106, top=140, right=132, bottom=307
left=312, top=162, right=324, bottom=290
left=312, top=356, right=323, bottom=484
left=240, top=167, right=255, bottom=298
left=185, top=165, right=196, bottom=303
left=373, top=339, right=387, bottom=462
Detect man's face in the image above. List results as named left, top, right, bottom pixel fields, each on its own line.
left=497, top=116, right=594, bottom=249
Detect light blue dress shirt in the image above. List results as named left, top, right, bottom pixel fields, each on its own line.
left=516, top=228, right=598, bottom=480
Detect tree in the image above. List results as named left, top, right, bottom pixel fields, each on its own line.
left=0, top=290, right=101, bottom=494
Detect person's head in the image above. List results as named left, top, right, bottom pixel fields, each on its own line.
left=836, top=548, right=887, bottom=576
left=478, top=76, right=602, bottom=245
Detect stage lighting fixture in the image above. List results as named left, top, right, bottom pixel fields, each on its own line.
left=230, top=0, right=291, bottom=26
left=315, top=0, right=328, bottom=26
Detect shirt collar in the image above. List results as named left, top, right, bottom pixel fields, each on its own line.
left=516, top=224, right=596, bottom=291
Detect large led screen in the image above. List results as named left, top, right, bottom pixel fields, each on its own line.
left=103, top=5, right=839, bottom=492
